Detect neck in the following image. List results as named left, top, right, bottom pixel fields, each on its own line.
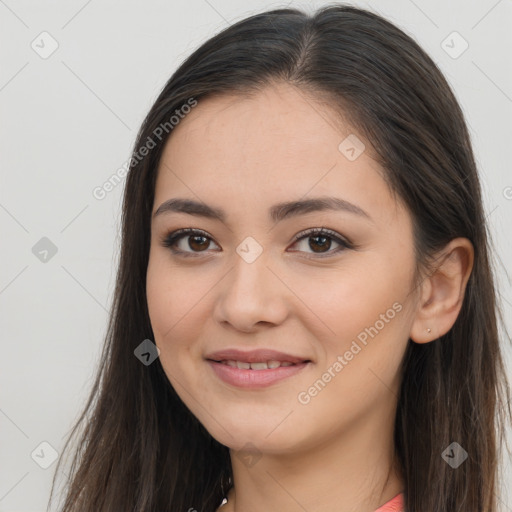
left=220, top=405, right=403, bottom=512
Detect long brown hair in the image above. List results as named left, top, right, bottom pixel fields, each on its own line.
left=48, top=4, right=511, bottom=511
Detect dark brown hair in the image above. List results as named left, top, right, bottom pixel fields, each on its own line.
left=48, top=4, right=511, bottom=511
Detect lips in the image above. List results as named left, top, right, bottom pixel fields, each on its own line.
left=206, top=357, right=311, bottom=388
left=205, top=348, right=311, bottom=366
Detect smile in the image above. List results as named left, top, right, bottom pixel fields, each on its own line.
left=207, top=360, right=311, bottom=388
left=215, top=359, right=297, bottom=369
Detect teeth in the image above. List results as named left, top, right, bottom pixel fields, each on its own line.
left=248, top=362, right=268, bottom=370
left=221, top=360, right=298, bottom=370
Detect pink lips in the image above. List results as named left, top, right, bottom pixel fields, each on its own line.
left=205, top=348, right=312, bottom=389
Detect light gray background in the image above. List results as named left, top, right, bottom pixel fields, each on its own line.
left=1, top=1, right=511, bottom=510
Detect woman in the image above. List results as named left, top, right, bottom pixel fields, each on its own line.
left=49, top=4, right=511, bottom=511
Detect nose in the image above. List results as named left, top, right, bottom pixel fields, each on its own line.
left=212, top=251, right=289, bottom=333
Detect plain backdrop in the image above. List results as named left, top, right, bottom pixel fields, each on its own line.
left=1, top=0, right=511, bottom=510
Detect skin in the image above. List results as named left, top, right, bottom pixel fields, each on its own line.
left=146, top=82, right=474, bottom=512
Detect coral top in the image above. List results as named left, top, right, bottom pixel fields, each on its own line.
left=374, top=492, right=404, bottom=511
left=218, top=492, right=404, bottom=511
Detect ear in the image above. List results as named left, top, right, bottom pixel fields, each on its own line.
left=409, top=237, right=474, bottom=344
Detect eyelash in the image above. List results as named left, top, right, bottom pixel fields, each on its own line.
left=160, top=227, right=353, bottom=259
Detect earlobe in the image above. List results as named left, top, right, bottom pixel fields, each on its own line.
left=409, top=237, right=474, bottom=344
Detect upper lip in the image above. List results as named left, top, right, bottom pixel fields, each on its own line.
left=205, top=348, right=311, bottom=364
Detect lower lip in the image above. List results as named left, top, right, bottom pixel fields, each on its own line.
left=207, top=360, right=310, bottom=389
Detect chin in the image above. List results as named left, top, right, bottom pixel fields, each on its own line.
left=199, top=413, right=303, bottom=454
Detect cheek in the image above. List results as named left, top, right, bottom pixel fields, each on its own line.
left=146, top=253, right=212, bottom=377
left=294, top=256, right=412, bottom=396
left=292, top=277, right=409, bottom=438
left=147, top=253, right=201, bottom=337
left=292, top=260, right=407, bottom=345
left=146, top=256, right=174, bottom=338
left=146, top=256, right=186, bottom=361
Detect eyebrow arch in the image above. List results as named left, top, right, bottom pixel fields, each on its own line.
left=153, top=196, right=373, bottom=224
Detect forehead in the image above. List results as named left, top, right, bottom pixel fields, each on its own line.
left=154, top=83, right=401, bottom=223
left=163, top=83, right=372, bottom=165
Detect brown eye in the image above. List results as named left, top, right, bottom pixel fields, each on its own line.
left=307, top=234, right=332, bottom=253
left=187, top=234, right=210, bottom=252
left=289, top=228, right=352, bottom=258
left=161, top=228, right=220, bottom=257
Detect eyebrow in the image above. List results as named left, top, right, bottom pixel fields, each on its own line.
left=153, top=196, right=373, bottom=224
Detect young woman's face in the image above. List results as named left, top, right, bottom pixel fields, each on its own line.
left=147, top=82, right=420, bottom=454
